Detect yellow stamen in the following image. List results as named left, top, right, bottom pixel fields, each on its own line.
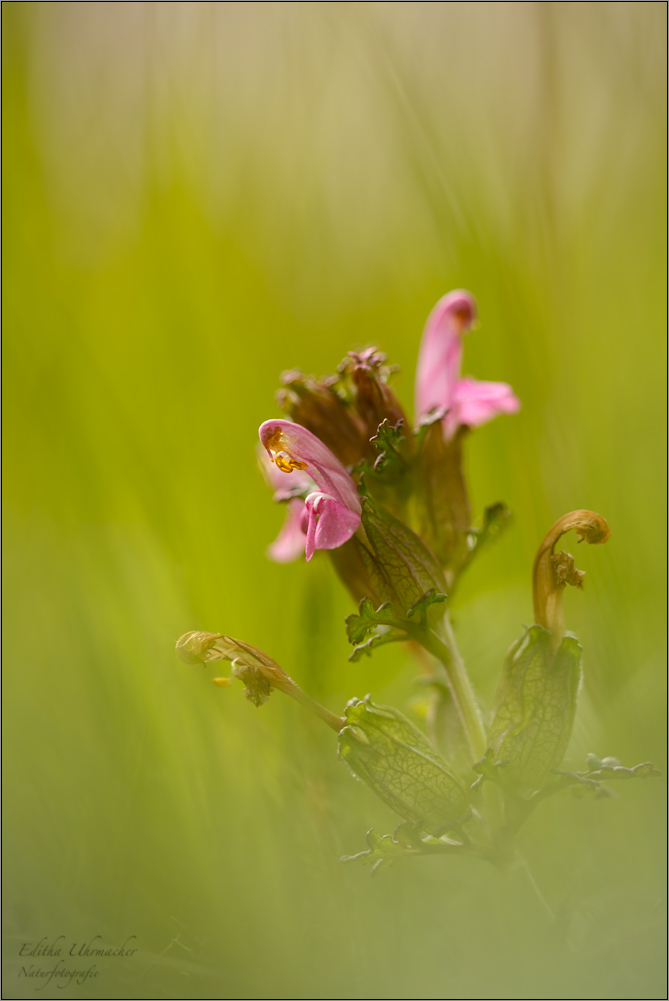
left=274, top=449, right=308, bottom=473
left=212, top=677, right=232, bottom=687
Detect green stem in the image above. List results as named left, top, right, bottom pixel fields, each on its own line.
left=414, top=611, right=487, bottom=762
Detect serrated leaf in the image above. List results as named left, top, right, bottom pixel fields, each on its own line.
left=344, top=590, right=447, bottom=662
left=369, top=418, right=407, bottom=475
left=348, top=627, right=408, bottom=662
left=340, top=827, right=412, bottom=875
left=567, top=756, right=661, bottom=784
left=340, top=818, right=473, bottom=875
left=406, top=588, right=447, bottom=622
left=345, top=597, right=399, bottom=645
left=530, top=754, right=661, bottom=808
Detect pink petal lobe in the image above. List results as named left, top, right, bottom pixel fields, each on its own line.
left=266, top=499, right=307, bottom=563
left=259, top=420, right=361, bottom=516
left=450, top=377, right=521, bottom=432
left=415, top=290, right=477, bottom=419
left=303, top=492, right=361, bottom=562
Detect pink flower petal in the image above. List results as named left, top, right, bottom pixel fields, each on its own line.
left=415, top=290, right=477, bottom=419
left=259, top=420, right=361, bottom=517
left=303, top=492, right=361, bottom=562
left=266, top=498, right=307, bottom=563
left=448, top=377, right=521, bottom=435
left=414, top=290, right=520, bottom=439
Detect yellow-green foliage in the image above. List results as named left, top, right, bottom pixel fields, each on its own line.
left=4, top=5, right=665, bottom=998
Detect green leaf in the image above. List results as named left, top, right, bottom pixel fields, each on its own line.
left=470, top=748, right=510, bottom=791
left=344, top=590, right=447, bottom=662
left=345, top=596, right=399, bottom=645
left=340, top=827, right=413, bottom=876
left=406, top=588, right=447, bottom=623
left=340, top=819, right=474, bottom=876
left=509, top=754, right=661, bottom=808
left=369, top=418, right=407, bottom=475
left=487, top=626, right=582, bottom=791
left=348, top=628, right=408, bottom=663
left=553, top=756, right=661, bottom=787
left=338, top=697, right=469, bottom=833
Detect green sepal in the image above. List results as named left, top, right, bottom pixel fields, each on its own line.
left=357, top=495, right=447, bottom=614
left=487, top=625, right=582, bottom=792
left=411, top=420, right=471, bottom=571
left=338, top=696, right=469, bottom=833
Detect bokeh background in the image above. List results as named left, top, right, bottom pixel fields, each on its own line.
left=3, top=3, right=666, bottom=998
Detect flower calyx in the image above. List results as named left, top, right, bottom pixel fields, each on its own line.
left=338, top=696, right=469, bottom=835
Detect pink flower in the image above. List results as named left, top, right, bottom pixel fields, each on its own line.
left=258, top=446, right=311, bottom=562
left=259, top=419, right=362, bottom=562
left=415, top=290, right=520, bottom=439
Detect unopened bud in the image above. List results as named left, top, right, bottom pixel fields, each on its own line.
left=340, top=348, right=408, bottom=443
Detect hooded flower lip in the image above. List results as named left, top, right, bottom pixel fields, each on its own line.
left=259, top=419, right=362, bottom=562
left=415, top=290, right=520, bottom=439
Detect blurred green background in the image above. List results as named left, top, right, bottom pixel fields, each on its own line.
left=3, top=3, right=666, bottom=998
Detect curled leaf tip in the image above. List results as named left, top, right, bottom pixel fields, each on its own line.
left=566, top=510, right=611, bottom=546
left=175, top=630, right=225, bottom=665
left=177, top=629, right=345, bottom=730
left=532, top=510, right=610, bottom=642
